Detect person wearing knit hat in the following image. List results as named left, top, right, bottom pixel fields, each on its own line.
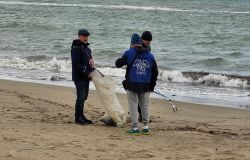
left=137, top=31, right=153, bottom=122
left=115, top=33, right=158, bottom=135
left=130, top=33, right=142, bottom=47
left=141, top=31, right=152, bottom=51
left=141, top=31, right=152, bottom=41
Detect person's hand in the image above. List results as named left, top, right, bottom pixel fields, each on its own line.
left=89, top=59, right=94, bottom=69
left=88, top=72, right=93, bottom=80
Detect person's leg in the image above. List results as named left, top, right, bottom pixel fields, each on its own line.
left=81, top=81, right=92, bottom=123
left=138, top=92, right=150, bottom=129
left=74, top=81, right=92, bottom=124
left=127, top=90, right=139, bottom=130
left=74, top=81, right=85, bottom=124
left=83, top=80, right=89, bottom=100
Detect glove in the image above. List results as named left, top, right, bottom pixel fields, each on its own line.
left=149, top=83, right=156, bottom=92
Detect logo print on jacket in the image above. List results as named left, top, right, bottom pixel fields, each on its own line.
left=133, top=59, right=150, bottom=75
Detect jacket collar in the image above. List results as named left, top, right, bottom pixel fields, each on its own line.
left=71, top=39, right=89, bottom=48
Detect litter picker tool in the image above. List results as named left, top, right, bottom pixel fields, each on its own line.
left=154, top=88, right=178, bottom=112
left=95, top=68, right=105, bottom=77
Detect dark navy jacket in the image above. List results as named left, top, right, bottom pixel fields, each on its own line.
left=71, top=39, right=93, bottom=81
left=115, top=47, right=158, bottom=93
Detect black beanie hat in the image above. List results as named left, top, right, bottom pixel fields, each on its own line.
left=78, top=28, right=90, bottom=36
left=141, top=31, right=152, bottom=41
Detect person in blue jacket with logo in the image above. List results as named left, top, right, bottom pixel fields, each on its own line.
left=115, top=33, right=158, bottom=135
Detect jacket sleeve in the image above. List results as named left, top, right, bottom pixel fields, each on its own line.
left=115, top=56, right=127, bottom=68
left=150, top=60, right=158, bottom=91
left=71, top=46, right=90, bottom=76
left=85, top=49, right=95, bottom=74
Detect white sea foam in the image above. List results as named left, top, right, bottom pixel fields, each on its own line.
left=197, top=74, right=248, bottom=88
left=0, top=56, right=249, bottom=108
left=0, top=1, right=249, bottom=14
left=0, top=56, right=248, bottom=89
left=159, top=70, right=248, bottom=88
left=159, top=70, right=192, bottom=83
left=0, top=56, right=71, bottom=73
left=98, top=67, right=125, bottom=78
left=0, top=55, right=125, bottom=77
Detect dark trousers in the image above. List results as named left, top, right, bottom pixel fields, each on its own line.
left=74, top=81, right=89, bottom=119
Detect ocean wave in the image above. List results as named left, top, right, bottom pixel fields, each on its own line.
left=0, top=56, right=71, bottom=72
left=159, top=70, right=192, bottom=83
left=241, top=36, right=250, bottom=41
left=0, top=22, right=19, bottom=29
left=0, top=56, right=249, bottom=89
left=159, top=70, right=249, bottom=88
left=0, top=55, right=125, bottom=77
left=225, top=52, right=244, bottom=57
left=50, top=75, right=67, bottom=81
left=194, top=40, right=219, bottom=45
left=97, top=67, right=125, bottom=78
left=0, top=1, right=249, bottom=14
left=25, top=55, right=50, bottom=61
left=200, top=57, right=228, bottom=66
left=196, top=74, right=248, bottom=88
left=69, top=66, right=250, bottom=88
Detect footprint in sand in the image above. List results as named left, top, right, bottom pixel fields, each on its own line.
left=108, top=143, right=118, bottom=147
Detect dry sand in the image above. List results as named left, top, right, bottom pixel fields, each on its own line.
left=0, top=79, right=250, bottom=160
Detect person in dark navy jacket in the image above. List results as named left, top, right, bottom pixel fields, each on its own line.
left=115, top=33, right=158, bottom=134
left=71, top=28, right=95, bottom=125
left=138, top=31, right=153, bottom=122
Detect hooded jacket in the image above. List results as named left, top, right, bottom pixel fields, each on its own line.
left=115, top=47, right=158, bottom=93
left=71, top=39, right=94, bottom=81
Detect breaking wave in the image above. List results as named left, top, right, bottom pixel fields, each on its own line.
left=159, top=70, right=249, bottom=88
left=0, top=56, right=249, bottom=89
left=0, top=56, right=71, bottom=73
left=0, top=1, right=249, bottom=14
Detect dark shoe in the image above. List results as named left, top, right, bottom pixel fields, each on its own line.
left=141, top=128, right=150, bottom=135
left=126, top=128, right=141, bottom=135
left=83, top=115, right=93, bottom=124
left=75, top=117, right=91, bottom=125
left=84, top=118, right=93, bottom=124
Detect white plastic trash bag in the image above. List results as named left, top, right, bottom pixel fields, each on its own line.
left=90, top=69, right=126, bottom=127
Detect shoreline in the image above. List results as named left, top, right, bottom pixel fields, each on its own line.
left=1, top=79, right=250, bottom=159
left=0, top=78, right=249, bottom=110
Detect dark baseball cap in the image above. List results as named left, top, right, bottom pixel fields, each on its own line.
left=78, top=29, right=90, bottom=36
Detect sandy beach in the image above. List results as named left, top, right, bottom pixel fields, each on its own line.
left=0, top=79, right=250, bottom=160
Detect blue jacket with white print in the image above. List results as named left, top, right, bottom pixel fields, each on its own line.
left=115, top=47, right=158, bottom=93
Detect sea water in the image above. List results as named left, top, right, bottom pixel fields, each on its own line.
left=0, top=0, right=249, bottom=108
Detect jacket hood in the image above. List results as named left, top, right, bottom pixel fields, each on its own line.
left=71, top=39, right=89, bottom=48
left=136, top=47, right=149, bottom=55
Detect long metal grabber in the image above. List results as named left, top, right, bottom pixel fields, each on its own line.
left=154, top=88, right=178, bottom=112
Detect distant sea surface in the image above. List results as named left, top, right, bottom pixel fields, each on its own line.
left=0, top=0, right=249, bottom=108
